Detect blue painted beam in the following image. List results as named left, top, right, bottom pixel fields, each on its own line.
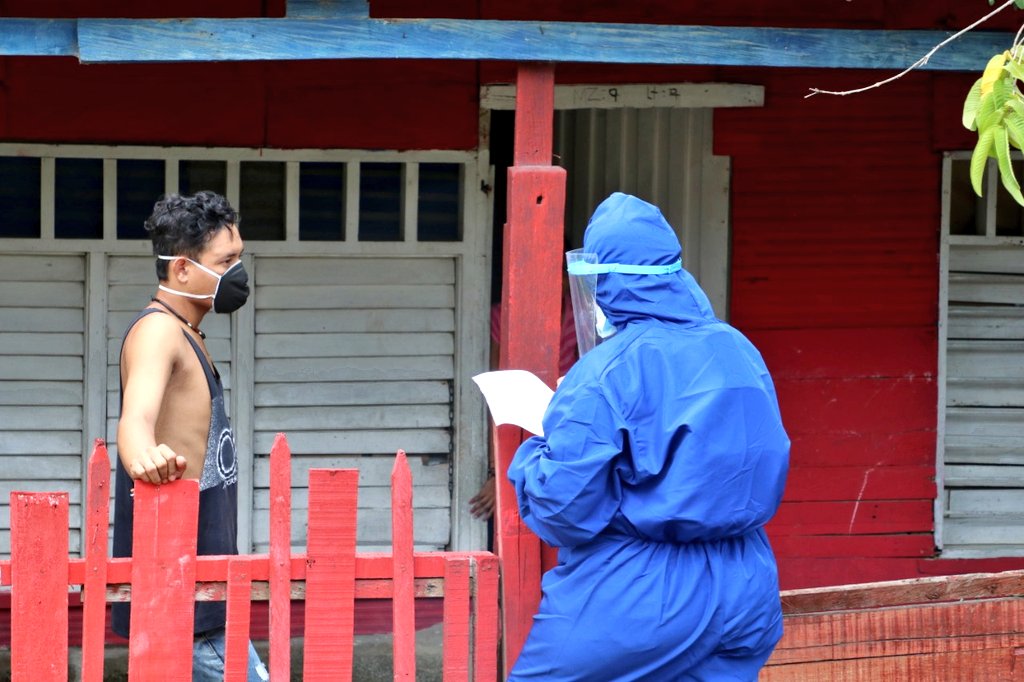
left=0, top=16, right=1011, bottom=70
left=73, top=18, right=1011, bottom=70
left=0, top=19, right=76, bottom=56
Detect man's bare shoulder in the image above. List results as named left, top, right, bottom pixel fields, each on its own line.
left=122, top=309, right=186, bottom=366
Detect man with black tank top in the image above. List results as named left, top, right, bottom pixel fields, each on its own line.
left=112, top=191, right=268, bottom=681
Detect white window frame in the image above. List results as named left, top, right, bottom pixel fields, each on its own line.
left=480, top=81, right=765, bottom=320
left=937, top=150, right=1024, bottom=557
left=0, top=142, right=492, bottom=554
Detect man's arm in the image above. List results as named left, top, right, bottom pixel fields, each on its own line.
left=117, top=313, right=187, bottom=484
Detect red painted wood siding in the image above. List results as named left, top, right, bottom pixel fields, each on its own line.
left=716, top=70, right=956, bottom=589
left=3, top=0, right=1024, bottom=593
left=0, top=58, right=480, bottom=150
left=715, top=66, right=1024, bottom=587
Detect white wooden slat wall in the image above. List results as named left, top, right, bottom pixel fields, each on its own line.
left=554, top=107, right=731, bottom=318
left=251, top=256, right=454, bottom=552
left=0, top=254, right=86, bottom=556
left=943, top=242, right=1024, bottom=553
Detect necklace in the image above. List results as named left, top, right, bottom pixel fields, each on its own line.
left=150, top=297, right=206, bottom=339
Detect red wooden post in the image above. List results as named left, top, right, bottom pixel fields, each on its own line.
left=269, top=432, right=292, bottom=681
left=472, top=554, right=500, bottom=682
left=442, top=556, right=471, bottom=680
left=224, top=557, right=253, bottom=682
left=81, top=439, right=110, bottom=682
left=512, top=64, right=554, bottom=167
left=496, top=59, right=566, bottom=677
left=10, top=491, right=69, bottom=681
left=392, top=449, right=416, bottom=680
left=303, top=468, right=359, bottom=681
left=128, top=480, right=199, bottom=681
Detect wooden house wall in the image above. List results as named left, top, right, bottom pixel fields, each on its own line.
left=3, top=0, right=1024, bottom=588
left=721, top=70, right=954, bottom=589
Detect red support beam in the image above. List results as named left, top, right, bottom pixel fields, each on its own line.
left=512, top=65, right=555, bottom=167
left=495, top=61, right=566, bottom=676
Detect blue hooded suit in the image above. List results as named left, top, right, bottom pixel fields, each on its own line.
left=507, top=193, right=790, bottom=681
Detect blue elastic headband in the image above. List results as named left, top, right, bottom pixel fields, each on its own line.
left=566, top=259, right=683, bottom=276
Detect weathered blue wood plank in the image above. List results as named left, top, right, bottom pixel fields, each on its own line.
left=0, top=16, right=1010, bottom=70
left=0, top=19, right=76, bottom=56
left=286, top=0, right=368, bottom=19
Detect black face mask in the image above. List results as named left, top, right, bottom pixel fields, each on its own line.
left=210, top=260, right=250, bottom=314
left=156, top=257, right=250, bottom=313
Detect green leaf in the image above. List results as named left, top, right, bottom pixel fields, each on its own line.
left=1006, top=58, right=1024, bottom=82
left=977, top=88, right=1003, bottom=130
left=972, top=126, right=996, bottom=196
left=994, top=126, right=1024, bottom=205
left=1007, top=95, right=1024, bottom=118
left=982, top=53, right=1009, bottom=97
left=991, top=76, right=1013, bottom=112
left=964, top=78, right=983, bottom=130
left=1004, top=110, right=1024, bottom=150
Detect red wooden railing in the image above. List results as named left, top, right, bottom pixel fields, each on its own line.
left=1, top=434, right=499, bottom=681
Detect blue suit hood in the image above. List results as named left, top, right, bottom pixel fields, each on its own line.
left=583, top=192, right=716, bottom=328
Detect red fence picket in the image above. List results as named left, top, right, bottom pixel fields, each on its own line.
left=392, top=449, right=417, bottom=680
left=269, top=432, right=292, bottom=681
left=10, top=491, right=68, bottom=681
left=304, top=468, right=358, bottom=680
left=81, top=438, right=110, bottom=682
left=473, top=554, right=500, bottom=682
left=443, top=556, right=471, bottom=678
left=224, top=557, right=254, bottom=682
left=2, top=435, right=499, bottom=681
left=128, top=479, right=200, bottom=681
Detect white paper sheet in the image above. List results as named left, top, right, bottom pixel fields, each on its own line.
left=471, top=369, right=554, bottom=437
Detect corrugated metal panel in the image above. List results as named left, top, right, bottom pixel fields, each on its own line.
left=0, top=254, right=85, bottom=556
left=250, top=255, right=454, bottom=552
left=553, top=108, right=730, bottom=317
left=943, top=238, right=1024, bottom=555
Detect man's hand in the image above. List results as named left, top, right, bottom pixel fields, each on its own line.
left=469, top=475, right=497, bottom=519
left=129, top=444, right=187, bottom=484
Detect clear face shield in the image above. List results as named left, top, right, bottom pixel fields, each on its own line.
left=566, top=249, right=601, bottom=357
left=566, top=248, right=685, bottom=356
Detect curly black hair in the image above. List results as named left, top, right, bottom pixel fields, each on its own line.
left=145, top=191, right=240, bottom=280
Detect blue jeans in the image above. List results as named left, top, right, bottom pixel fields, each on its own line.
left=193, top=627, right=269, bottom=682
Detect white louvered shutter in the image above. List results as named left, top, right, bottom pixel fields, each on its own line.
left=251, top=256, right=454, bottom=551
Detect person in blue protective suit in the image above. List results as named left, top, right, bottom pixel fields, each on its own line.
left=507, top=192, right=790, bottom=681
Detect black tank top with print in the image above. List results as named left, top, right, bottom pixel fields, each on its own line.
left=111, top=308, right=240, bottom=638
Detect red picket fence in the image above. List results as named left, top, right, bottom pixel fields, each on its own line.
left=1, top=434, right=499, bottom=681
